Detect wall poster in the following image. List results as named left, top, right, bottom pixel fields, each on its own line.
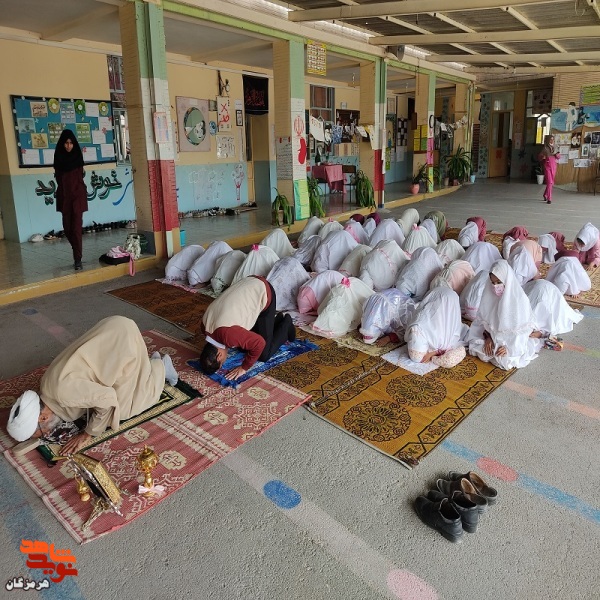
left=176, top=97, right=210, bottom=152
left=11, top=95, right=115, bottom=168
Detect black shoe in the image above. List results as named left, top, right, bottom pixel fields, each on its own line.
left=427, top=490, right=480, bottom=533
left=447, top=471, right=498, bottom=506
left=436, top=477, right=488, bottom=513
left=74, top=261, right=83, bottom=271
left=414, top=496, right=463, bottom=543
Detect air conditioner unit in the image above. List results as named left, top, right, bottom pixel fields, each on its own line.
left=386, top=45, right=405, bottom=61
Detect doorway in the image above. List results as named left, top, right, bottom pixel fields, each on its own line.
left=488, top=110, right=512, bottom=178
left=247, top=113, right=271, bottom=205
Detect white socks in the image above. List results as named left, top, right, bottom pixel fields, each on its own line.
left=152, top=352, right=178, bottom=386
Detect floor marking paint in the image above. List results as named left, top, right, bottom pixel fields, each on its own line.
left=0, top=460, right=84, bottom=600
left=504, top=380, right=600, bottom=421
left=441, top=440, right=600, bottom=525
left=580, top=308, right=600, bottom=320
left=21, top=309, right=75, bottom=347
left=223, top=451, right=438, bottom=600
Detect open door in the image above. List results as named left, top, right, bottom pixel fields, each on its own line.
left=247, top=113, right=271, bottom=205
left=488, top=110, right=512, bottom=178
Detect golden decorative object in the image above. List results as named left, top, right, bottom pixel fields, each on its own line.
left=74, top=475, right=91, bottom=502
left=137, top=445, right=159, bottom=497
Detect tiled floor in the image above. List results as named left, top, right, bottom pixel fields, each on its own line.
left=0, top=183, right=409, bottom=292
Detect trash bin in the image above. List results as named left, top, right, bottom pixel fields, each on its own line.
left=180, top=229, right=186, bottom=246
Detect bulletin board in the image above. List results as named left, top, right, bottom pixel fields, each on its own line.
left=11, top=95, right=115, bottom=168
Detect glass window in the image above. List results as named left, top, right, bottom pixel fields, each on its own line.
left=491, top=92, right=514, bottom=112
left=310, top=85, right=334, bottom=122
left=113, top=108, right=131, bottom=165
left=525, top=90, right=550, bottom=144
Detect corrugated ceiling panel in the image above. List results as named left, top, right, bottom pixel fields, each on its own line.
left=440, top=9, right=527, bottom=32
left=460, top=43, right=512, bottom=55
left=561, top=39, right=600, bottom=52
left=386, top=13, right=462, bottom=34
left=502, top=41, right=561, bottom=54
left=518, top=2, right=600, bottom=27
left=417, top=44, right=470, bottom=56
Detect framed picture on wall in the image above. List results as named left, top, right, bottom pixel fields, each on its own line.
left=236, top=110, right=243, bottom=127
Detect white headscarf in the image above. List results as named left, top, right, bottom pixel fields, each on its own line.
left=363, top=218, right=377, bottom=238
left=344, top=220, right=369, bottom=245
left=436, top=239, right=465, bottom=266
left=396, top=208, right=420, bottom=236
left=574, top=222, right=599, bottom=252
left=502, top=236, right=518, bottom=260
left=420, top=219, right=440, bottom=244
left=311, top=230, right=358, bottom=272
left=298, top=216, right=324, bottom=245
left=7, top=391, right=41, bottom=442
left=459, top=269, right=490, bottom=321
left=187, top=241, right=232, bottom=285
left=507, top=244, right=538, bottom=285
left=523, top=279, right=583, bottom=336
left=395, top=246, right=444, bottom=300
left=359, top=240, right=409, bottom=291
left=402, top=224, right=437, bottom=256
left=318, top=219, right=343, bottom=240
left=165, top=245, right=205, bottom=281
left=430, top=260, right=475, bottom=294
left=260, top=228, right=295, bottom=258
left=545, top=256, right=591, bottom=296
left=267, top=257, right=311, bottom=311
left=297, top=270, right=345, bottom=315
left=537, top=234, right=557, bottom=264
left=293, top=234, right=322, bottom=267
left=359, top=288, right=417, bottom=344
left=369, top=219, right=406, bottom=248
left=211, top=250, right=246, bottom=293
left=232, top=244, right=280, bottom=285
left=463, top=241, right=502, bottom=274
left=339, top=245, right=372, bottom=277
left=405, top=287, right=468, bottom=354
left=458, top=222, right=479, bottom=248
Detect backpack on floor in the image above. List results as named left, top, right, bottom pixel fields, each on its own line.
left=124, top=234, right=142, bottom=260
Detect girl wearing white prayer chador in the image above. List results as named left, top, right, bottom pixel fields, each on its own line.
left=430, top=260, right=475, bottom=294
left=462, top=241, right=502, bottom=274
left=523, top=279, right=583, bottom=337
left=395, top=246, right=444, bottom=301
left=458, top=221, right=479, bottom=249
left=363, top=217, right=377, bottom=238
left=459, top=269, right=489, bottom=321
left=401, top=224, right=437, bottom=256
left=545, top=256, right=591, bottom=297
left=311, top=230, right=358, bottom=273
left=211, top=250, right=246, bottom=293
left=311, top=277, right=374, bottom=338
left=293, top=234, right=322, bottom=268
left=267, top=256, right=311, bottom=311
left=318, top=219, right=343, bottom=239
left=420, top=219, right=439, bottom=243
left=507, top=243, right=539, bottom=285
left=359, top=239, right=409, bottom=291
left=436, top=239, right=465, bottom=266
left=537, top=234, right=557, bottom=264
left=165, top=245, right=205, bottom=281
left=359, top=288, right=417, bottom=344
left=339, top=245, right=372, bottom=277
left=468, top=260, right=542, bottom=370
left=502, top=236, right=518, bottom=260
left=188, top=241, right=232, bottom=285
left=369, top=218, right=405, bottom=248
left=297, top=270, right=345, bottom=315
left=396, top=208, right=420, bottom=236
left=260, top=228, right=295, bottom=258
left=405, top=287, right=468, bottom=368
left=297, top=216, right=324, bottom=245
left=343, top=220, right=369, bottom=245
left=232, top=245, right=279, bottom=285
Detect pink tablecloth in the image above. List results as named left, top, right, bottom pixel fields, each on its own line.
left=312, top=164, right=345, bottom=193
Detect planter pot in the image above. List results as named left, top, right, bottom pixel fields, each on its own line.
left=443, top=177, right=450, bottom=187
left=410, top=183, right=420, bottom=195
left=536, top=174, right=545, bottom=185
left=469, top=174, right=476, bottom=183
left=271, top=209, right=284, bottom=226
left=452, top=179, right=460, bottom=186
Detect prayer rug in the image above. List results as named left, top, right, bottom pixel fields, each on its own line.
left=107, top=279, right=213, bottom=333
left=1, top=332, right=310, bottom=543
left=188, top=339, right=319, bottom=388
left=269, top=345, right=513, bottom=469
left=157, top=278, right=222, bottom=299
left=335, top=329, right=403, bottom=357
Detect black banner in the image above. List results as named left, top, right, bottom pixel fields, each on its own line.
left=243, top=75, right=269, bottom=115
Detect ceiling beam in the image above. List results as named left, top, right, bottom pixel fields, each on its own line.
left=427, top=51, right=600, bottom=63
left=368, top=25, right=600, bottom=46
left=288, top=0, right=552, bottom=23
left=41, top=5, right=117, bottom=41
left=467, top=64, right=600, bottom=74
left=192, top=39, right=271, bottom=63
left=327, top=59, right=363, bottom=71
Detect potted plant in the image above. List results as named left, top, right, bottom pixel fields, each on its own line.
left=271, top=188, right=293, bottom=226
left=355, top=170, right=376, bottom=209
left=411, top=163, right=431, bottom=194
left=534, top=164, right=545, bottom=185
left=307, top=176, right=325, bottom=218
left=445, top=145, right=473, bottom=185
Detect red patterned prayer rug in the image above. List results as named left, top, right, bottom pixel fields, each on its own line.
left=1, top=331, right=310, bottom=543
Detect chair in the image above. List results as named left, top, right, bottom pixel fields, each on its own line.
left=342, top=165, right=357, bottom=202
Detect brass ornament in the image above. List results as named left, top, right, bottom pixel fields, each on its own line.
left=137, top=446, right=159, bottom=497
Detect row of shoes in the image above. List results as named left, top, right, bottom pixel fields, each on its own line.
left=178, top=207, right=240, bottom=219
left=83, top=220, right=135, bottom=234
left=414, top=470, right=498, bottom=543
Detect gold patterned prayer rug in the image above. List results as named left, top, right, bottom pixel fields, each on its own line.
left=270, top=346, right=514, bottom=469
left=107, top=279, right=213, bottom=334
left=334, top=329, right=403, bottom=356
left=1, top=331, right=310, bottom=543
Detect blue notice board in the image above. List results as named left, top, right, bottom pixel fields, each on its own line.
left=11, top=95, right=116, bottom=168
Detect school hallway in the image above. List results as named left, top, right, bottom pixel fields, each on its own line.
left=0, top=180, right=598, bottom=600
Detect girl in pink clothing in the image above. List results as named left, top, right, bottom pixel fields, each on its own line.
left=574, top=222, right=600, bottom=269
left=538, top=135, right=560, bottom=204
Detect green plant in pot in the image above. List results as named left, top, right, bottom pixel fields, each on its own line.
left=271, top=188, right=293, bottom=226
left=307, top=176, right=325, bottom=218
left=354, top=170, right=376, bottom=209
left=445, top=145, right=473, bottom=185
left=411, top=163, right=438, bottom=194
